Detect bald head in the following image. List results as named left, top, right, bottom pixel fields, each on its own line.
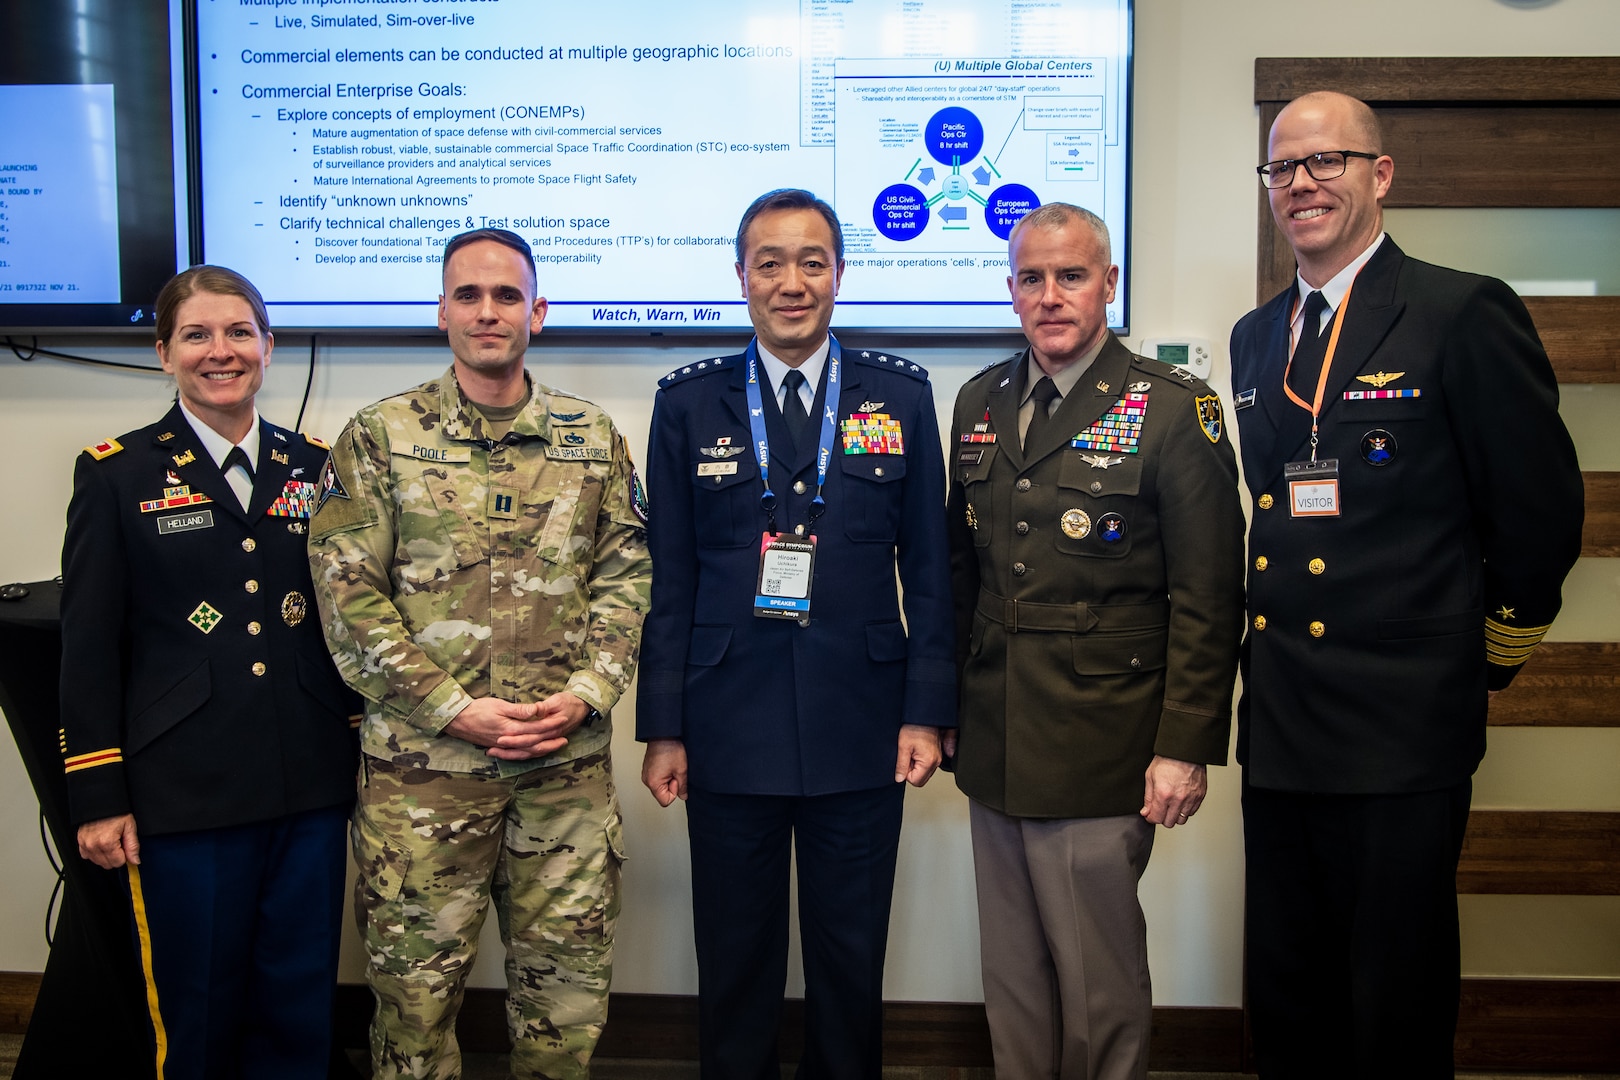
left=1272, top=91, right=1383, bottom=157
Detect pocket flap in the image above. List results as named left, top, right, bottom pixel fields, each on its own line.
left=127, top=659, right=211, bottom=754
left=866, top=620, right=908, bottom=662
left=351, top=803, right=412, bottom=904
left=687, top=625, right=733, bottom=667
left=1072, top=628, right=1167, bottom=676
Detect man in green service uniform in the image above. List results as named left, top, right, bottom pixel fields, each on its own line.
left=947, top=202, right=1245, bottom=1080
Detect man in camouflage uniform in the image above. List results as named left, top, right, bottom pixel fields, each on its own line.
left=308, top=228, right=651, bottom=1080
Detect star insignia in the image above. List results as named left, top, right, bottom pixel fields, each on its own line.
left=862, top=351, right=871, bottom=358
left=1172, top=368, right=1196, bottom=382
left=697, top=361, right=708, bottom=369
left=1357, top=371, right=1405, bottom=389
left=1079, top=453, right=1126, bottom=470
left=1497, top=605, right=1515, bottom=621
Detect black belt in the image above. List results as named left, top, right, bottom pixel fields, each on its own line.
left=976, top=591, right=1169, bottom=633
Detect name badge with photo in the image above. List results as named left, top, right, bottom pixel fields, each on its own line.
left=754, top=532, right=816, bottom=626
left=1285, top=458, right=1340, bottom=518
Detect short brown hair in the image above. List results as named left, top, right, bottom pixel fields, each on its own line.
left=154, top=265, right=271, bottom=345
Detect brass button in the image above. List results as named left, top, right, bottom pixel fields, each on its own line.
left=1015, top=521, right=1030, bottom=535
left=713, top=476, right=723, bottom=484
left=251, top=662, right=267, bottom=676
left=1309, top=620, right=1325, bottom=638
left=241, top=538, right=256, bottom=553
left=1013, top=562, right=1027, bottom=576
left=247, top=621, right=262, bottom=636
left=1255, top=555, right=1269, bottom=571
left=1016, top=478, right=1031, bottom=492
left=1308, top=558, right=1325, bottom=575
left=793, top=481, right=807, bottom=494
left=244, top=579, right=259, bottom=594
left=1090, top=481, right=1102, bottom=493
left=874, top=467, right=884, bottom=477
left=1253, top=615, right=1267, bottom=631
left=1130, top=656, right=1142, bottom=669
left=1257, top=494, right=1274, bottom=510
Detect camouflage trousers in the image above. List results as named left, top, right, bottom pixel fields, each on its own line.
left=351, top=751, right=625, bottom=1080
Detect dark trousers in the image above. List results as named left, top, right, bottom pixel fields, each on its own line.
left=686, top=783, right=905, bottom=1080
left=1243, top=777, right=1472, bottom=1079
left=130, top=803, right=349, bottom=1080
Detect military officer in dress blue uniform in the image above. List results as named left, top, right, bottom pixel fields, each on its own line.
left=637, top=188, right=957, bottom=1079
left=1232, top=92, right=1584, bottom=1076
left=59, top=266, right=360, bottom=1080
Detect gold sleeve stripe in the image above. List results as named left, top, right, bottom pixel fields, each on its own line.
left=1486, top=620, right=1554, bottom=641
left=1485, top=619, right=1552, bottom=667
left=127, top=865, right=171, bottom=1077
left=63, top=748, right=123, bottom=773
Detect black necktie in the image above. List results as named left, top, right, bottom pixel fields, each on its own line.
left=224, top=445, right=255, bottom=483
left=781, top=369, right=810, bottom=446
left=1287, top=290, right=1331, bottom=401
left=1024, top=375, right=1061, bottom=451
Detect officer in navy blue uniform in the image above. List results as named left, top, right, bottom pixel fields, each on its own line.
left=59, top=266, right=359, bottom=1080
left=637, top=189, right=956, bottom=1079
left=1231, top=93, right=1584, bottom=1076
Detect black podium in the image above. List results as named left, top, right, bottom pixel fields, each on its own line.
left=0, top=580, right=153, bottom=1079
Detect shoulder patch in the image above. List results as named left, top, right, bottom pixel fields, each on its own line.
left=660, top=354, right=736, bottom=386
left=84, top=437, right=124, bottom=460
left=850, top=349, right=928, bottom=380
left=304, top=432, right=330, bottom=450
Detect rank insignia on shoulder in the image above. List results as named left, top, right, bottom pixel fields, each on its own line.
left=1355, top=370, right=1405, bottom=389
left=1172, top=368, right=1196, bottom=382
left=1195, top=394, right=1223, bottom=444
left=85, top=438, right=124, bottom=460
left=304, top=433, right=330, bottom=450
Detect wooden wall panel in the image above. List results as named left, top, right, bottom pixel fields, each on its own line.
left=1458, top=810, right=1620, bottom=894
left=1489, top=642, right=1620, bottom=727
left=1526, top=298, right=1620, bottom=384
left=1457, top=978, right=1620, bottom=1071
left=1583, top=472, right=1620, bottom=555
left=1255, top=56, right=1620, bottom=104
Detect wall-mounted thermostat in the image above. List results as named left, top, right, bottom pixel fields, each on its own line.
left=1137, top=337, right=1212, bottom=379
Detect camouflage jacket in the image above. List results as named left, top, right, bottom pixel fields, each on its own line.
left=308, top=366, right=651, bottom=775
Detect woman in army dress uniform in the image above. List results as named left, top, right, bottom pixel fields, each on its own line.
left=58, top=266, right=359, bottom=1079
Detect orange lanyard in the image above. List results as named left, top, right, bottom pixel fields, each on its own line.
left=1282, top=276, right=1357, bottom=461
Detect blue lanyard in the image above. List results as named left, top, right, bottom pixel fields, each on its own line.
left=744, top=335, right=841, bottom=534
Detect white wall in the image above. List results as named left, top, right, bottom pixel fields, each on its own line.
left=3, top=0, right=1617, bottom=1008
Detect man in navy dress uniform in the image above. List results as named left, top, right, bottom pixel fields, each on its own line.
left=637, top=188, right=956, bottom=1079
left=1231, top=91, right=1584, bottom=1075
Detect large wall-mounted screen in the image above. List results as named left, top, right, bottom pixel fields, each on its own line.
left=196, top=0, right=1133, bottom=333
left=0, top=0, right=189, bottom=332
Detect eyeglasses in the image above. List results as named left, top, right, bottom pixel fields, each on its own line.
left=1257, top=150, right=1379, bottom=189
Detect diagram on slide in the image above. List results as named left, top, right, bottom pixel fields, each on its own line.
left=833, top=58, right=1117, bottom=254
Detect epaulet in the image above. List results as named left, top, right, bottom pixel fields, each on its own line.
left=84, top=437, right=123, bottom=460
left=660, top=355, right=736, bottom=387
left=969, top=353, right=1020, bottom=382
left=1129, top=354, right=1208, bottom=394
left=303, top=433, right=330, bottom=450
left=849, top=349, right=928, bottom=381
